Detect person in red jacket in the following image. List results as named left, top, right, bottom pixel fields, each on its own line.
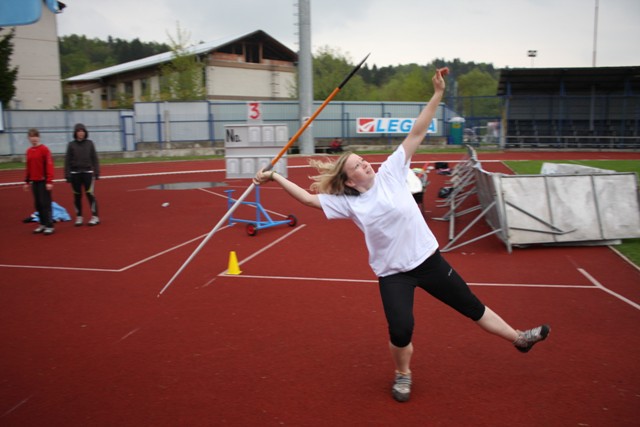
left=23, top=128, right=55, bottom=235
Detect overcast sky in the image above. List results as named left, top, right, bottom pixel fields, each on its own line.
left=56, top=0, right=640, bottom=69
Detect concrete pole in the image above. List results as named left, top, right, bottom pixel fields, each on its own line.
left=592, top=0, right=599, bottom=67
left=297, top=0, right=314, bottom=154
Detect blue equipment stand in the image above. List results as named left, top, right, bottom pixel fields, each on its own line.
left=225, top=186, right=297, bottom=236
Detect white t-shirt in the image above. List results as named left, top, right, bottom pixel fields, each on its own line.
left=318, top=146, right=439, bottom=277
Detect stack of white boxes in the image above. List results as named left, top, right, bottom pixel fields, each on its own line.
left=224, top=123, right=289, bottom=179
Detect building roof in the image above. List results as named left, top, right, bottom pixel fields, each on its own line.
left=497, top=66, right=640, bottom=96
left=65, top=29, right=297, bottom=82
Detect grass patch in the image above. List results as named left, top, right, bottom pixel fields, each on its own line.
left=503, top=159, right=640, bottom=176
left=504, top=159, right=640, bottom=266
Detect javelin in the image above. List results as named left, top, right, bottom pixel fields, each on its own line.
left=157, top=53, right=370, bottom=297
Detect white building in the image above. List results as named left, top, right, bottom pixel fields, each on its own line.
left=1, top=1, right=63, bottom=109
left=64, top=30, right=298, bottom=109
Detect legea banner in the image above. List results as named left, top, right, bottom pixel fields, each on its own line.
left=356, top=117, right=437, bottom=134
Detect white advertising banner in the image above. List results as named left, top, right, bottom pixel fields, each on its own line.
left=356, top=117, right=437, bottom=134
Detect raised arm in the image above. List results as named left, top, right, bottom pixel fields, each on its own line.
left=401, top=67, right=448, bottom=162
left=254, top=169, right=322, bottom=209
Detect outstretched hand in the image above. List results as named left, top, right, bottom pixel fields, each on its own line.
left=433, top=67, right=448, bottom=92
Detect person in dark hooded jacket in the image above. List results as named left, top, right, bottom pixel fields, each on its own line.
left=64, top=123, right=100, bottom=226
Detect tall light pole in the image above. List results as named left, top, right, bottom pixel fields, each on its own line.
left=527, top=50, right=537, bottom=67
left=297, top=0, right=314, bottom=154
left=589, top=0, right=600, bottom=132
left=592, top=0, right=599, bottom=67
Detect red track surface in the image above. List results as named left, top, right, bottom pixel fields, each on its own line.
left=1, top=150, right=639, bottom=426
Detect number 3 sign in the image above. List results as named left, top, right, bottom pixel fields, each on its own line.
left=247, top=102, right=262, bottom=122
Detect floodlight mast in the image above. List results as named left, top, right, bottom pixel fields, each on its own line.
left=527, top=50, right=537, bottom=68
left=592, top=0, right=599, bottom=67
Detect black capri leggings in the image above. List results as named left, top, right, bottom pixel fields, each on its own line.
left=378, top=250, right=486, bottom=348
left=70, top=172, right=98, bottom=217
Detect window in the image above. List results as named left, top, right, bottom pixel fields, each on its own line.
left=245, top=43, right=260, bottom=63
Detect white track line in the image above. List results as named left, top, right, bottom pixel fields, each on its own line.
left=223, top=274, right=376, bottom=284
left=215, top=273, right=595, bottom=289
left=0, top=169, right=226, bottom=187
left=118, top=229, right=232, bottom=271
left=198, top=187, right=295, bottom=219
left=0, top=264, right=121, bottom=272
left=0, top=163, right=319, bottom=187
left=0, top=183, right=293, bottom=273
left=0, top=227, right=233, bottom=273
left=1, top=395, right=32, bottom=418
left=215, top=225, right=307, bottom=279
left=608, top=245, right=640, bottom=273
left=578, top=268, right=640, bottom=310
left=116, top=328, right=140, bottom=343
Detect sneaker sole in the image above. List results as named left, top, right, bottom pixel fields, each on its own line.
left=516, top=324, right=550, bottom=353
left=392, top=389, right=410, bottom=402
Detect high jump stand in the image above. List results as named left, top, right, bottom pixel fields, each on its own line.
left=224, top=186, right=297, bottom=236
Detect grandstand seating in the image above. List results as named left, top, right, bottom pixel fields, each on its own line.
left=505, top=117, right=638, bottom=149
left=498, top=67, right=640, bottom=149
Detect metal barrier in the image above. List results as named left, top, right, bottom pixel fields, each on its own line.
left=440, top=146, right=640, bottom=253
left=0, top=109, right=134, bottom=155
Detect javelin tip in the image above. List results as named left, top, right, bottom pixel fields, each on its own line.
left=338, top=53, right=371, bottom=89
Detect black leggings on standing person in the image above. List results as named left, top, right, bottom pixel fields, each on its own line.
left=70, top=172, right=98, bottom=217
left=378, top=250, right=486, bottom=348
left=31, top=181, right=53, bottom=228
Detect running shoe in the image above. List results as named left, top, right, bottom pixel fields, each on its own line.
left=88, top=216, right=100, bottom=226
left=75, top=216, right=83, bottom=226
left=33, top=225, right=45, bottom=234
left=514, top=324, right=550, bottom=353
left=43, top=227, right=54, bottom=235
left=392, top=371, right=412, bottom=402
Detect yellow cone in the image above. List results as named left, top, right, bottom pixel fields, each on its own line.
left=227, top=251, right=242, bottom=275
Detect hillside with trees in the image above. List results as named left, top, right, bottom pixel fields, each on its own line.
left=57, top=36, right=500, bottom=117
left=59, top=35, right=170, bottom=78
left=312, top=47, right=501, bottom=118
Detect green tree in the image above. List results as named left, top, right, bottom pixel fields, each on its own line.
left=312, top=46, right=367, bottom=101
left=457, top=68, right=498, bottom=97
left=115, top=92, right=134, bottom=109
left=158, top=24, right=205, bottom=101
left=377, top=64, right=436, bottom=101
left=457, top=68, right=500, bottom=117
left=65, top=91, right=92, bottom=109
left=57, top=32, right=503, bottom=106
left=0, top=29, right=18, bottom=107
left=59, top=34, right=169, bottom=78
left=306, top=50, right=501, bottom=103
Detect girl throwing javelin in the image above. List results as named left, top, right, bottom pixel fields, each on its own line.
left=254, top=68, right=550, bottom=402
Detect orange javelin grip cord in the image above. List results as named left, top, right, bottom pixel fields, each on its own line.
left=267, top=53, right=370, bottom=170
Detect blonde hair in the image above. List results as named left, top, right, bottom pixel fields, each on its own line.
left=309, top=151, right=359, bottom=196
